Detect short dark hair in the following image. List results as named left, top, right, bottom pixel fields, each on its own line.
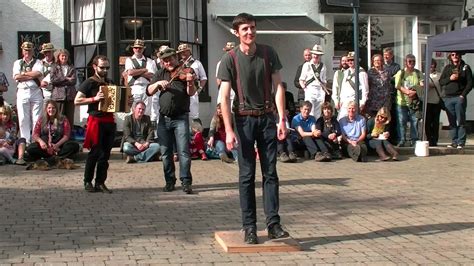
left=232, top=13, right=256, bottom=31
left=133, top=100, right=146, bottom=110
left=301, top=100, right=312, bottom=109
left=92, top=55, right=108, bottom=66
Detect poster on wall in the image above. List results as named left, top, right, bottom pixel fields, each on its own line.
left=17, top=31, right=51, bottom=59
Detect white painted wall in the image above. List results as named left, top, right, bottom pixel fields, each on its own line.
left=0, top=0, right=65, bottom=104
left=204, top=0, right=332, bottom=128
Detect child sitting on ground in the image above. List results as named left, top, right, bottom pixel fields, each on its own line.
left=189, top=121, right=207, bottom=160
left=0, top=125, right=15, bottom=164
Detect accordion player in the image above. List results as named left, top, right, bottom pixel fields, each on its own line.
left=98, top=85, right=131, bottom=113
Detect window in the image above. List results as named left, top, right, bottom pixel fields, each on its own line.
left=70, top=0, right=107, bottom=82
left=119, top=0, right=169, bottom=58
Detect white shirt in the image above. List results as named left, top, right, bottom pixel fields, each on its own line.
left=12, top=58, right=43, bottom=89
left=125, top=55, right=157, bottom=87
left=299, top=61, right=327, bottom=95
left=338, top=67, right=369, bottom=106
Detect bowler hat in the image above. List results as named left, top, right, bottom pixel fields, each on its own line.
left=20, top=41, right=34, bottom=51
left=40, top=43, right=55, bottom=53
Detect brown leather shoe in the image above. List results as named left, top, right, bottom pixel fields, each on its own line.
left=96, top=184, right=112, bottom=194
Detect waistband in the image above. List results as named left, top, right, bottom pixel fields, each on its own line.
left=236, top=107, right=273, bottom=117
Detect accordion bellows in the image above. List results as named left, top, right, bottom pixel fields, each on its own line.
left=98, top=85, right=131, bottom=113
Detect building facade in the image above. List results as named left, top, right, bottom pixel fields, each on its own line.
left=0, top=0, right=469, bottom=128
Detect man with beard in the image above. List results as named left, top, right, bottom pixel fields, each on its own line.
left=75, top=55, right=115, bottom=194
left=332, top=55, right=348, bottom=114
left=146, top=48, right=196, bottom=194
left=39, top=43, right=55, bottom=101
left=440, top=52, right=472, bottom=149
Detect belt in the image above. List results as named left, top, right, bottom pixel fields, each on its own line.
left=237, top=108, right=273, bottom=117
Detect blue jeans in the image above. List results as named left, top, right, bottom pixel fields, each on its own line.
left=215, top=139, right=239, bottom=160
left=123, top=142, right=160, bottom=162
left=234, top=113, right=280, bottom=229
left=444, top=96, right=467, bottom=146
left=396, top=105, right=418, bottom=144
left=157, top=113, right=192, bottom=185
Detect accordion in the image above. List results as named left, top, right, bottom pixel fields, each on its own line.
left=98, top=85, right=131, bottom=113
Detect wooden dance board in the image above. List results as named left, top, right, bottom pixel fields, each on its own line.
left=215, top=231, right=301, bottom=253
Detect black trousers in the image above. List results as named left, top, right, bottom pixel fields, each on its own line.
left=26, top=140, right=80, bottom=160
left=425, top=103, right=441, bottom=146
left=302, top=136, right=328, bottom=157
left=84, top=122, right=116, bottom=185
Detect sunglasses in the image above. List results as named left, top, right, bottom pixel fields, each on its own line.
left=97, top=66, right=110, bottom=70
left=407, top=60, right=415, bottom=63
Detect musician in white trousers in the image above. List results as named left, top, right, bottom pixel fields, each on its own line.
left=177, top=43, right=207, bottom=121
left=299, top=44, right=327, bottom=120
left=125, top=39, right=157, bottom=115
left=13, top=41, right=44, bottom=143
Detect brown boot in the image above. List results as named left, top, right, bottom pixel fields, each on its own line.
left=375, top=146, right=390, bottom=161
left=385, top=144, right=399, bottom=161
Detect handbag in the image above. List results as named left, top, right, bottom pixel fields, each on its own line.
left=430, top=77, right=446, bottom=110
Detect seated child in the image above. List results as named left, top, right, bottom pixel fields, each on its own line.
left=189, top=121, right=207, bottom=160
left=0, top=125, right=15, bottom=164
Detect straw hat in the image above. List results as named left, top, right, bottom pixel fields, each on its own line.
left=347, top=51, right=355, bottom=59
left=20, top=41, right=34, bottom=51
left=158, top=48, right=176, bottom=59
left=40, top=43, right=55, bottom=53
left=177, top=43, right=191, bottom=54
left=310, top=44, right=324, bottom=55
left=132, top=39, right=145, bottom=48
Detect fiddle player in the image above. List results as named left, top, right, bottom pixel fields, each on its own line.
left=75, top=55, right=115, bottom=194
left=146, top=48, right=196, bottom=194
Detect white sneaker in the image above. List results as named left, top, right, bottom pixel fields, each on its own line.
left=457, top=145, right=463, bottom=149
left=447, top=143, right=455, bottom=148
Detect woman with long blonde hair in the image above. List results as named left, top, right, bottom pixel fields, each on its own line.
left=366, top=106, right=399, bottom=161
left=26, top=100, right=79, bottom=161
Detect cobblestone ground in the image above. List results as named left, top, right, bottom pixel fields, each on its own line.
left=0, top=152, right=473, bottom=265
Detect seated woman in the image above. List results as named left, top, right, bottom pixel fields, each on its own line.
left=339, top=101, right=368, bottom=162
left=207, top=104, right=238, bottom=163
left=366, top=106, right=399, bottom=161
left=26, top=100, right=80, bottom=162
left=315, top=102, right=343, bottom=159
left=0, top=105, right=27, bottom=165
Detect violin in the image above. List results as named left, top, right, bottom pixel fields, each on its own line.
left=169, top=61, right=195, bottom=83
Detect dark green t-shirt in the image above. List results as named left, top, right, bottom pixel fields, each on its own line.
left=217, top=44, right=282, bottom=111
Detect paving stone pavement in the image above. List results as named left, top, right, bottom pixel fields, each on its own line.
left=0, top=148, right=473, bottom=265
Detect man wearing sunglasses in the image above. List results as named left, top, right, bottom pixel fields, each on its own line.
left=439, top=52, right=473, bottom=149
left=75, top=55, right=115, bottom=194
left=125, top=39, right=157, bottom=115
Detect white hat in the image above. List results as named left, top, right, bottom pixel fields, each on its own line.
left=310, top=44, right=324, bottom=55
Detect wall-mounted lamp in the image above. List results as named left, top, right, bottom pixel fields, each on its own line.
left=123, top=18, right=143, bottom=30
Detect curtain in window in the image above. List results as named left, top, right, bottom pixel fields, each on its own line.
left=73, top=0, right=106, bottom=68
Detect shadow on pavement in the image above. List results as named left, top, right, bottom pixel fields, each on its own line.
left=297, top=222, right=474, bottom=250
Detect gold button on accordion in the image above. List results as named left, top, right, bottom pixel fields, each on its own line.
left=98, top=85, right=131, bottom=113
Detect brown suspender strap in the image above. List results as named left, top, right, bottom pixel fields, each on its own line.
left=262, top=45, right=271, bottom=109
left=228, top=49, right=246, bottom=112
